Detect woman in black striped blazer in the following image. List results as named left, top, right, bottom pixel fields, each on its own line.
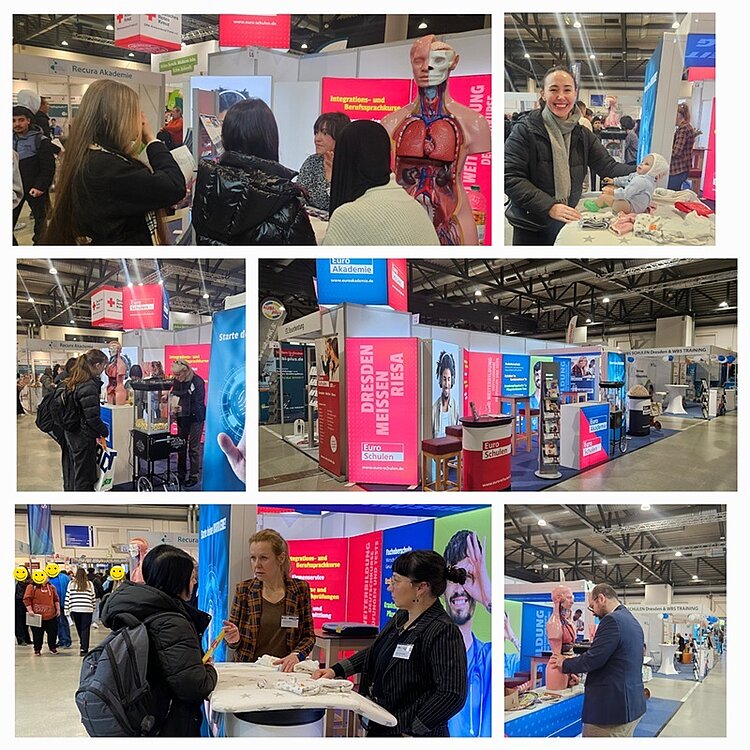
left=313, top=550, right=467, bottom=736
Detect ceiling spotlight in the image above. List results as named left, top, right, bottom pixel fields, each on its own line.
left=474, top=290, right=482, bottom=297
left=719, top=301, right=728, bottom=308
left=672, top=21, right=680, bottom=29
left=128, top=52, right=135, bottom=58
left=542, top=564, right=549, bottom=569
left=573, top=21, right=582, bottom=29
left=418, top=21, right=428, bottom=30
left=493, top=315, right=499, bottom=321
left=61, top=40, right=69, bottom=46
left=641, top=504, right=651, bottom=511
left=106, top=24, right=114, bottom=31
left=16, top=315, right=21, bottom=320
left=589, top=54, right=596, bottom=60
left=69, top=319, right=76, bottom=325
left=301, top=43, right=308, bottom=50
left=127, top=282, right=134, bottom=288
left=158, top=279, right=164, bottom=286
left=601, top=559, right=608, bottom=565
left=28, top=297, right=35, bottom=303
left=599, top=72, right=604, bottom=77
left=675, top=551, right=682, bottom=557
left=586, top=318, right=592, bottom=323
left=202, top=292, right=209, bottom=299
left=537, top=518, right=547, bottom=527
left=524, top=52, right=531, bottom=59
left=635, top=577, right=641, bottom=582
left=49, top=266, right=58, bottom=275
left=602, top=297, right=610, bottom=303
left=692, top=575, right=699, bottom=580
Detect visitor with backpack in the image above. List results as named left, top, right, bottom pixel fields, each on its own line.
left=95, top=545, right=216, bottom=737
left=66, top=568, right=96, bottom=655
left=62, top=349, right=109, bottom=491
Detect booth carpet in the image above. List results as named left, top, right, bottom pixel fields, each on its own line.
left=655, top=658, right=715, bottom=682
left=633, top=697, right=683, bottom=737
left=360, top=426, right=679, bottom=492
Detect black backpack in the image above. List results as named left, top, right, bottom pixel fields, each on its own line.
left=76, top=612, right=163, bottom=737
left=34, top=388, right=58, bottom=436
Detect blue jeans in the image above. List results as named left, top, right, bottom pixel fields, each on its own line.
left=668, top=172, right=689, bottom=191
left=57, top=605, right=72, bottom=647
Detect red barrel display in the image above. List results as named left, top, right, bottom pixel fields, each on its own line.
left=459, top=415, right=513, bottom=491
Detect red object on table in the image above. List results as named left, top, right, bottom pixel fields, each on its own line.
left=674, top=201, right=714, bottom=216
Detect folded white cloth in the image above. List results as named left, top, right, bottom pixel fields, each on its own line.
left=294, top=659, right=320, bottom=674
left=276, top=678, right=353, bottom=696
left=652, top=187, right=699, bottom=204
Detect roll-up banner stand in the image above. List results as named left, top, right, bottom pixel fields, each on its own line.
left=314, top=312, right=345, bottom=479
left=535, top=361, right=562, bottom=479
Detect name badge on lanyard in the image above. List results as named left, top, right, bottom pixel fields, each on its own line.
left=280, top=615, right=299, bottom=628
left=393, top=643, right=414, bottom=660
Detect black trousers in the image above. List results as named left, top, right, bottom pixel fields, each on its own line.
left=31, top=617, right=58, bottom=652
left=177, top=420, right=203, bottom=480
left=71, top=611, right=93, bottom=652
left=13, top=193, right=48, bottom=244
left=512, top=219, right=565, bottom=246
left=65, top=430, right=99, bottom=491
left=15, top=603, right=31, bottom=644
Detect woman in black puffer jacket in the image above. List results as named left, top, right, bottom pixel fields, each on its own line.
left=505, top=66, right=635, bottom=246
left=192, top=98, right=316, bottom=245
left=63, top=349, right=109, bottom=492
left=101, top=545, right=217, bottom=737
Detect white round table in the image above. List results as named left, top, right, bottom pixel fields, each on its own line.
left=657, top=643, right=679, bottom=675
left=664, top=384, right=689, bottom=415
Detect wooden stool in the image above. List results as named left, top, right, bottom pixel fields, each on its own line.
left=445, top=425, right=463, bottom=440
left=421, top=437, right=462, bottom=491
left=516, top=408, right=539, bottom=452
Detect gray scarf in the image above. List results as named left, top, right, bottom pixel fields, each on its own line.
left=541, top=105, right=579, bottom=203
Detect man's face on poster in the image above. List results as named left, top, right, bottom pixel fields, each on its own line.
left=445, top=555, right=476, bottom=626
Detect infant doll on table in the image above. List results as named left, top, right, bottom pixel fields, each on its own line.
left=585, top=152, right=669, bottom=215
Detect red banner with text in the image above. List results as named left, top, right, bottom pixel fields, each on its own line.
left=463, top=350, right=502, bottom=417
left=346, top=531, right=383, bottom=626
left=321, top=77, right=412, bottom=121
left=218, top=14, right=291, bottom=48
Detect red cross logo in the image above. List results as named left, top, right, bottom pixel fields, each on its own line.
left=107, top=297, right=116, bottom=308
left=146, top=14, right=157, bottom=21
left=116, top=14, right=124, bottom=23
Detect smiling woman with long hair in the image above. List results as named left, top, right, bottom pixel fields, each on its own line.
left=41, top=79, right=186, bottom=245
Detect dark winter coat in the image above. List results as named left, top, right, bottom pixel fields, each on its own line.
left=193, top=150, right=316, bottom=245
left=101, top=580, right=217, bottom=737
left=70, top=376, right=108, bottom=438
left=171, top=372, right=206, bottom=424
left=13, top=125, right=56, bottom=194
left=74, top=141, right=186, bottom=245
left=505, top=109, right=635, bottom=224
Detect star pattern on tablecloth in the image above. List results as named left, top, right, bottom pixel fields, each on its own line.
left=582, top=235, right=595, bottom=243
left=618, top=236, right=631, bottom=244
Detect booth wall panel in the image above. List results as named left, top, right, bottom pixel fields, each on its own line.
left=207, top=49, right=257, bottom=76
left=467, top=331, right=501, bottom=354
left=344, top=305, right=411, bottom=337
left=442, top=31, right=492, bottom=76
left=275, top=81, right=321, bottom=171
left=299, top=51, right=358, bottom=81
left=258, top=50, right=299, bottom=82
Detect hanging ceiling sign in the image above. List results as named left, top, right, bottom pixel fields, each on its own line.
left=115, top=14, right=182, bottom=54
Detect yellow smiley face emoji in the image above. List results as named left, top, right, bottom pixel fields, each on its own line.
left=31, top=569, right=48, bottom=585
left=45, top=562, right=60, bottom=579
left=110, top=565, right=126, bottom=581
left=13, top=566, right=29, bottom=582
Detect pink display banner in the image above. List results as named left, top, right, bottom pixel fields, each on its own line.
left=463, top=351, right=502, bottom=417
left=288, top=537, right=348, bottom=626
left=346, top=338, right=419, bottom=485
left=447, top=74, right=492, bottom=245
left=346, top=531, right=383, bottom=626
left=123, top=284, right=168, bottom=330
left=387, top=259, right=408, bottom=311
left=321, top=78, right=412, bottom=121
left=164, top=344, right=211, bottom=385
left=703, top=99, right=716, bottom=201
left=219, top=14, right=291, bottom=48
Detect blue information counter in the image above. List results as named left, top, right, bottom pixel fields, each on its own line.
left=505, top=689, right=584, bottom=737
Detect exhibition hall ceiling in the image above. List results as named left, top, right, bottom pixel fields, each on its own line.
left=505, top=504, right=727, bottom=593
left=505, top=12, right=691, bottom=89
left=13, top=14, right=489, bottom=63
left=14, top=504, right=193, bottom=521
left=17, top=258, right=246, bottom=333
left=259, top=258, right=737, bottom=338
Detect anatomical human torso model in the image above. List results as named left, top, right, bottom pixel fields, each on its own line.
left=382, top=35, right=491, bottom=246
left=546, top=584, right=578, bottom=690
left=105, top=342, right=128, bottom=405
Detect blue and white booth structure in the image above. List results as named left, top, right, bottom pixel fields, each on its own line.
left=625, top=346, right=737, bottom=418
left=504, top=580, right=594, bottom=738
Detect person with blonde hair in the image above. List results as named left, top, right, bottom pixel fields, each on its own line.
left=63, top=349, right=109, bottom=491
left=223, top=529, right=315, bottom=671
left=41, top=79, right=186, bottom=245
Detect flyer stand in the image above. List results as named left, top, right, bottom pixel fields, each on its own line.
left=598, top=380, right=627, bottom=454
left=535, top=361, right=562, bottom=479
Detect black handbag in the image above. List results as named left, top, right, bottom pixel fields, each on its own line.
left=504, top=199, right=545, bottom=232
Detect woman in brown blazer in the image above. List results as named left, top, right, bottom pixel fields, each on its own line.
left=224, top=529, right=315, bottom=671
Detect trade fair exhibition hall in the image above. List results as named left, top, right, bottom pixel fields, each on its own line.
left=259, top=258, right=737, bottom=494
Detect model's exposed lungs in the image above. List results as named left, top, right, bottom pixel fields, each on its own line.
left=394, top=112, right=463, bottom=245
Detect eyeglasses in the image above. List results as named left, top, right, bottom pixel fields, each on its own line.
left=385, top=576, right=417, bottom=587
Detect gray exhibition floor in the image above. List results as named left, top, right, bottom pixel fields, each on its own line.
left=258, top=413, right=737, bottom=493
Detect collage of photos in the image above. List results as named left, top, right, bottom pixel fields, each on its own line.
left=11, top=9, right=734, bottom=744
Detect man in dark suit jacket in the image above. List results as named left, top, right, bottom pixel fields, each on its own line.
left=548, top=583, right=646, bottom=737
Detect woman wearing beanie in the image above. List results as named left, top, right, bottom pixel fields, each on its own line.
left=322, top=120, right=440, bottom=245
left=505, top=66, right=636, bottom=245
left=312, top=550, right=467, bottom=736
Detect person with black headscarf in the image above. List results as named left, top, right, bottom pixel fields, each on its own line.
left=322, top=120, right=439, bottom=246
